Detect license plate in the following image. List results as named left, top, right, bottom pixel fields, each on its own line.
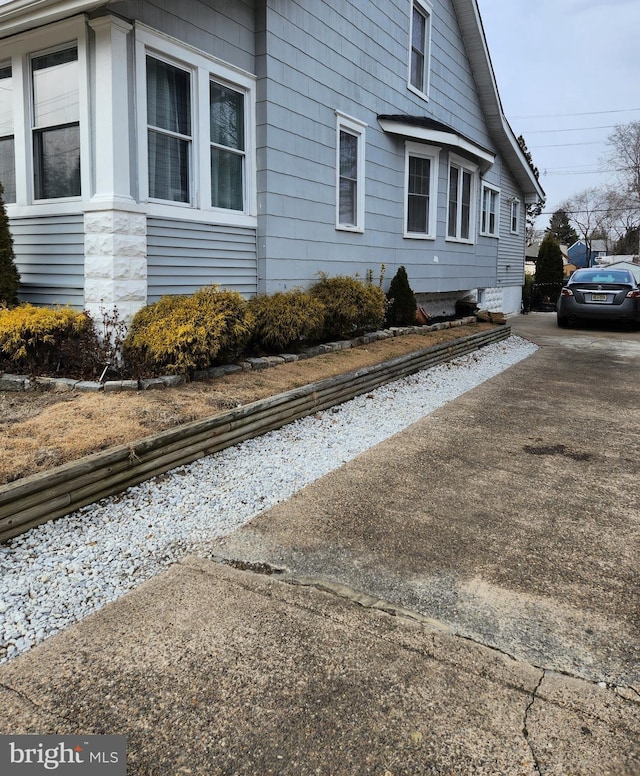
left=591, top=293, right=607, bottom=301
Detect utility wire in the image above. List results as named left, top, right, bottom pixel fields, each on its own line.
left=525, top=124, right=617, bottom=134
left=530, top=140, right=605, bottom=149
left=510, top=108, right=640, bottom=120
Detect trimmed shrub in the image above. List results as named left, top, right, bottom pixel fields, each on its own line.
left=309, top=274, right=386, bottom=340
left=122, top=286, right=254, bottom=375
left=0, top=304, right=100, bottom=376
left=534, top=234, right=564, bottom=308
left=385, top=266, right=417, bottom=326
left=0, top=184, right=20, bottom=307
left=248, top=289, right=325, bottom=353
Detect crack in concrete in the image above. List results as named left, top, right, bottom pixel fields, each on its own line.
left=522, top=670, right=545, bottom=774
left=0, top=681, right=79, bottom=728
left=213, top=555, right=640, bottom=701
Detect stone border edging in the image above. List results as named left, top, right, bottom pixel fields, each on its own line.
left=0, top=317, right=478, bottom=393
left=0, top=324, right=509, bottom=543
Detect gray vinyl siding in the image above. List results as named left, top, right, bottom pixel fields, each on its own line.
left=11, top=215, right=85, bottom=307
left=256, top=0, right=507, bottom=296
left=146, top=218, right=257, bottom=302
left=109, top=0, right=257, bottom=74
left=498, top=162, right=527, bottom=287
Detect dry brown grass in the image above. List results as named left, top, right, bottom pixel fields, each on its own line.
left=0, top=324, right=491, bottom=485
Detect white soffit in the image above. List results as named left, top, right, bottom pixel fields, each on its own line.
left=377, top=117, right=496, bottom=169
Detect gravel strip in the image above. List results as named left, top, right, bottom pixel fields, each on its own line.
left=0, top=335, right=537, bottom=664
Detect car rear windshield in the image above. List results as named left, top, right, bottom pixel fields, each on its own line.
left=572, top=270, right=632, bottom=284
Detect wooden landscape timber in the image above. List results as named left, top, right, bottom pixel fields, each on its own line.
left=0, top=326, right=510, bottom=543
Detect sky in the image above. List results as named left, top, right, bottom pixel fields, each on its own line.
left=476, top=0, right=640, bottom=230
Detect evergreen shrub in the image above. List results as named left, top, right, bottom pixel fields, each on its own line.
left=248, top=289, right=325, bottom=352
left=0, top=305, right=100, bottom=376
left=309, top=274, right=386, bottom=340
left=534, top=234, right=564, bottom=307
left=122, top=286, right=254, bottom=375
left=385, top=265, right=417, bottom=326
left=0, top=184, right=20, bottom=307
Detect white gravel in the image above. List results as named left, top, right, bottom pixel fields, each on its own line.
left=0, top=335, right=537, bottom=664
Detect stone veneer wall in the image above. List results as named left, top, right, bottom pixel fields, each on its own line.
left=84, top=208, right=147, bottom=323
left=477, top=287, right=503, bottom=313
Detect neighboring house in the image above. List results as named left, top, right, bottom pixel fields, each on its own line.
left=567, top=239, right=608, bottom=269
left=594, top=254, right=638, bottom=267
left=525, top=240, right=571, bottom=277
left=602, top=260, right=640, bottom=283
left=0, top=0, right=544, bottom=323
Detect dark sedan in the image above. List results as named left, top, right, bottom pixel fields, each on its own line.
left=557, top=267, right=640, bottom=328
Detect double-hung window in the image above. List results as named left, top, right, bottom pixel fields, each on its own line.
left=0, top=63, right=15, bottom=203
left=146, top=56, right=192, bottom=203
left=447, top=155, right=476, bottom=242
left=210, top=81, right=245, bottom=211
left=404, top=142, right=438, bottom=238
left=480, top=184, right=499, bottom=238
left=0, top=18, right=88, bottom=208
left=336, top=112, right=366, bottom=232
left=510, top=199, right=520, bottom=234
left=409, top=0, right=432, bottom=98
left=138, top=27, right=255, bottom=222
left=32, top=46, right=81, bottom=200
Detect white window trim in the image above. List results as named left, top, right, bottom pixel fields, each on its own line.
left=335, top=110, right=366, bottom=233
left=510, top=198, right=521, bottom=235
left=404, top=141, right=439, bottom=240
left=1, top=16, right=89, bottom=215
left=446, top=153, right=477, bottom=244
left=480, top=182, right=500, bottom=238
left=408, top=0, right=433, bottom=101
left=135, top=24, right=257, bottom=227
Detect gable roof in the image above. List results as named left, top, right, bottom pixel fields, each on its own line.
left=451, top=0, right=545, bottom=204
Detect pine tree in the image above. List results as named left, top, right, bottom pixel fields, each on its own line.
left=535, top=234, right=564, bottom=284
left=546, top=209, right=579, bottom=247
left=0, top=184, right=20, bottom=307
left=386, top=266, right=417, bottom=326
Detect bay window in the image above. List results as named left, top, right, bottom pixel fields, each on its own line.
left=146, top=56, right=191, bottom=203
left=137, top=27, right=255, bottom=221
left=0, top=63, right=15, bottom=203
left=210, top=82, right=245, bottom=211
left=447, top=156, right=476, bottom=242
left=404, top=142, right=438, bottom=238
left=32, top=47, right=80, bottom=200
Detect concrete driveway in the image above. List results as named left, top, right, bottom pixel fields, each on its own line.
left=1, top=313, right=638, bottom=775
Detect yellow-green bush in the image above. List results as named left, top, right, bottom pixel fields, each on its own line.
left=248, top=289, right=325, bottom=352
left=122, top=286, right=254, bottom=375
left=0, top=304, right=100, bottom=375
left=309, top=274, right=386, bottom=340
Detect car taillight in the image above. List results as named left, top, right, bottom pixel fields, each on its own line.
left=626, top=289, right=640, bottom=298
left=560, top=288, right=574, bottom=297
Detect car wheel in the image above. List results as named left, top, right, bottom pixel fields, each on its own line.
left=557, top=316, right=569, bottom=328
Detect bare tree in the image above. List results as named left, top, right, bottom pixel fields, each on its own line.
left=606, top=122, right=640, bottom=253
left=606, top=121, right=640, bottom=197
left=599, top=188, right=640, bottom=251
left=560, top=187, right=609, bottom=266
